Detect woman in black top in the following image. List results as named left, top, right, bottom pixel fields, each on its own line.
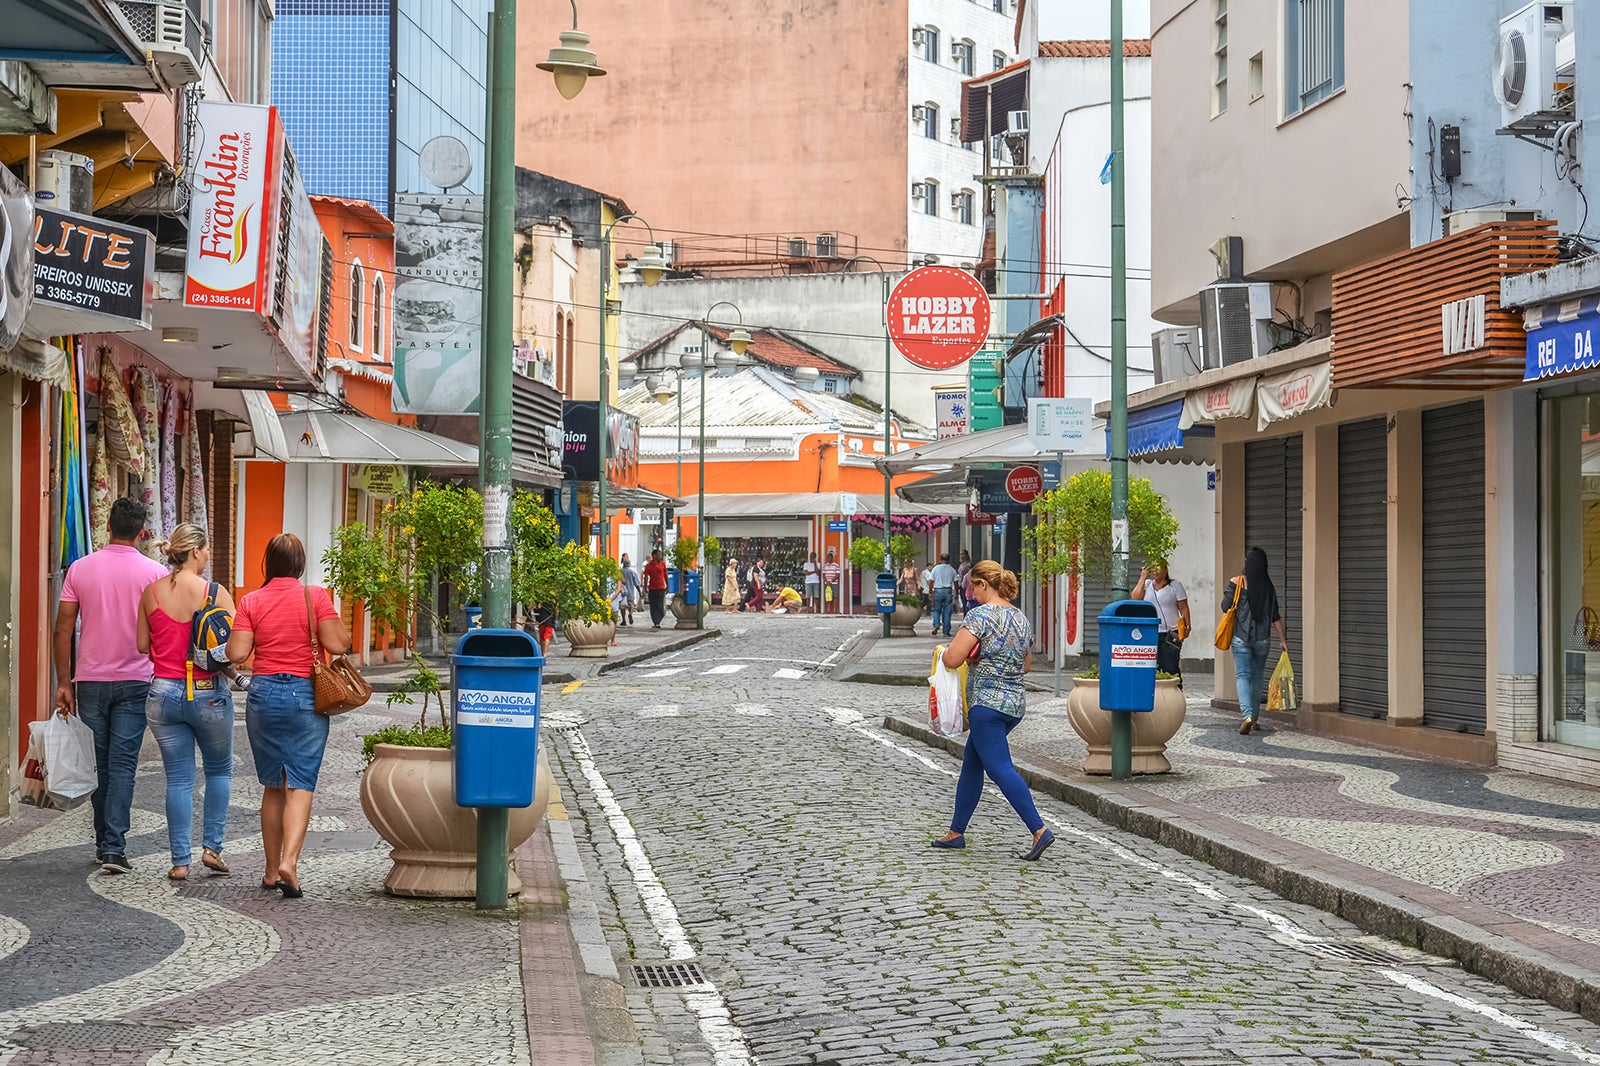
left=1222, top=547, right=1290, bottom=734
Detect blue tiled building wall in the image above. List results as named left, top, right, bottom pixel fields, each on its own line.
left=272, top=0, right=392, bottom=208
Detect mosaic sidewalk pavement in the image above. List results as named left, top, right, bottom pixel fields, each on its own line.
left=906, top=685, right=1600, bottom=974
left=0, top=699, right=540, bottom=1066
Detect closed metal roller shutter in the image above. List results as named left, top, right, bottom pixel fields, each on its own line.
left=1244, top=436, right=1302, bottom=670
left=1422, top=401, right=1487, bottom=734
left=1081, top=555, right=1144, bottom=652
left=1338, top=419, right=1389, bottom=719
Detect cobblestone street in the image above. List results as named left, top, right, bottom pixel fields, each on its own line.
left=548, top=615, right=1600, bottom=1065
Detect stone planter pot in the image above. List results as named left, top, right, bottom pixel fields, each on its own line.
left=562, top=619, right=615, bottom=657
left=890, top=603, right=923, bottom=637
left=359, top=744, right=551, bottom=898
left=668, top=597, right=698, bottom=629
left=1066, top=676, right=1186, bottom=775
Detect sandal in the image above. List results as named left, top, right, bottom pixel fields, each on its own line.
left=167, top=865, right=190, bottom=881
left=201, top=848, right=230, bottom=875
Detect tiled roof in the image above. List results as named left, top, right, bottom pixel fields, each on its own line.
left=705, top=325, right=858, bottom=379
left=1038, top=39, right=1152, bottom=58
left=309, top=195, right=392, bottom=231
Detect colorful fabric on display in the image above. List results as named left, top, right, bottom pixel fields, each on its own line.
left=57, top=338, right=90, bottom=568
left=128, top=366, right=162, bottom=556
left=90, top=435, right=111, bottom=553
left=97, top=354, right=144, bottom=471
left=852, top=513, right=951, bottom=533
left=160, top=383, right=179, bottom=537
left=184, top=398, right=208, bottom=530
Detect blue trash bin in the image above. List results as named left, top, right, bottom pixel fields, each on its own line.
left=465, top=605, right=483, bottom=629
left=452, top=628, right=543, bottom=808
left=876, top=573, right=896, bottom=614
left=1097, top=600, right=1159, bottom=712
left=685, top=569, right=700, bottom=606
left=667, top=567, right=680, bottom=595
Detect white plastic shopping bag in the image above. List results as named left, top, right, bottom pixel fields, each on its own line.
left=40, top=712, right=96, bottom=808
left=928, top=644, right=969, bottom=737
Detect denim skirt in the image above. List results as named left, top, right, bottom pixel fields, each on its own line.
left=245, top=674, right=329, bottom=791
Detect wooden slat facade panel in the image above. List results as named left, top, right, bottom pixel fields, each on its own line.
left=1331, top=221, right=1558, bottom=389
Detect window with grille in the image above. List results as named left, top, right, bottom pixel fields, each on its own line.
left=922, top=179, right=939, bottom=216
left=349, top=262, right=365, bottom=351
left=954, top=191, right=974, bottom=225
left=923, top=103, right=939, bottom=139
left=1283, top=0, right=1344, bottom=117
left=993, top=50, right=1007, bottom=72
left=371, top=275, right=386, bottom=359
left=923, top=26, right=940, bottom=62
left=1212, top=0, right=1228, bottom=116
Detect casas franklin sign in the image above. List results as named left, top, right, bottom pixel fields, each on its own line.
left=888, top=266, right=991, bottom=371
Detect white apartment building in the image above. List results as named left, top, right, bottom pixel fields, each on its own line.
left=908, top=0, right=1018, bottom=264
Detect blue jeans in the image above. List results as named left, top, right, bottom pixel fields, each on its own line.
left=1232, top=638, right=1271, bottom=721
left=74, top=680, right=149, bottom=856
left=931, top=588, right=955, bottom=635
left=950, top=705, right=1045, bottom=835
left=146, top=678, right=234, bottom=865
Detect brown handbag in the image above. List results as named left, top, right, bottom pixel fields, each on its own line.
left=306, top=585, right=372, bottom=715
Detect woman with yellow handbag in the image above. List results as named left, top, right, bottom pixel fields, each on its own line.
left=1221, top=547, right=1290, bottom=734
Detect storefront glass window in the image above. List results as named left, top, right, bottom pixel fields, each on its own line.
left=1546, top=394, right=1600, bottom=749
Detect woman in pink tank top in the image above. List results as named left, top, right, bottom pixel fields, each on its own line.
left=136, top=524, right=236, bottom=882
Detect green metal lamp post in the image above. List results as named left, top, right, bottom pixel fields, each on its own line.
left=843, top=256, right=893, bottom=636
left=697, top=303, right=749, bottom=628
left=1109, top=0, right=1133, bottom=780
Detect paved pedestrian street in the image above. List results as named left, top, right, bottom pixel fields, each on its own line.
left=546, top=615, right=1600, bottom=1065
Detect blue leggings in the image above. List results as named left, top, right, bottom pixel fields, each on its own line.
left=950, top=705, right=1045, bottom=835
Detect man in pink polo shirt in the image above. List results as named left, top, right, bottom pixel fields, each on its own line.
left=53, top=498, right=168, bottom=875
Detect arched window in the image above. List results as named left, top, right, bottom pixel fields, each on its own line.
left=349, top=261, right=365, bottom=351
left=565, top=312, right=575, bottom=393
left=555, top=315, right=566, bottom=391
left=371, top=275, right=386, bottom=359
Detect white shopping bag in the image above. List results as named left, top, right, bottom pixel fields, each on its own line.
left=40, top=712, right=96, bottom=808
left=928, top=644, right=968, bottom=738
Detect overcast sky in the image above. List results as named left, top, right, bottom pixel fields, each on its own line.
left=1039, top=1, right=1152, bottom=40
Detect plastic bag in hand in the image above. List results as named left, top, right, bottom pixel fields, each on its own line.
left=41, top=712, right=96, bottom=808
left=1266, top=652, right=1298, bottom=713
left=928, top=644, right=969, bottom=737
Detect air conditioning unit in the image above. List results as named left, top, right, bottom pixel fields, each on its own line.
left=1442, top=207, right=1543, bottom=237
left=114, top=0, right=206, bottom=86
left=911, top=105, right=927, bottom=123
left=912, top=28, right=927, bottom=47
left=1006, top=110, right=1030, bottom=134
left=815, top=232, right=838, bottom=258
left=657, top=240, right=678, bottom=265
left=787, top=237, right=810, bottom=258
left=1151, top=327, right=1203, bottom=385
left=1198, top=282, right=1275, bottom=368
left=950, top=117, right=963, bottom=140
left=1494, top=1, right=1571, bottom=126
left=1556, top=30, right=1577, bottom=78
left=912, top=182, right=930, bottom=200
left=33, top=150, right=94, bottom=214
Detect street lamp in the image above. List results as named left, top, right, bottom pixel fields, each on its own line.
left=844, top=255, right=894, bottom=637
left=597, top=213, right=666, bottom=560
left=536, top=0, right=607, bottom=99
left=697, top=300, right=748, bottom=627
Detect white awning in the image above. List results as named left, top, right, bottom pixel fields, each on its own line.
left=875, top=424, right=1057, bottom=474
left=1255, top=360, right=1334, bottom=431
left=678, top=492, right=962, bottom=518
left=252, top=406, right=478, bottom=466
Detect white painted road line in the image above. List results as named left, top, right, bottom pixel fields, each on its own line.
left=640, top=668, right=688, bottom=678
left=639, top=705, right=681, bottom=718
left=733, top=704, right=773, bottom=717
left=772, top=668, right=806, bottom=680
left=567, top=730, right=754, bottom=1065
left=703, top=664, right=745, bottom=675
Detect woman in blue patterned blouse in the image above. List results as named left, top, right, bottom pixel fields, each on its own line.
left=931, top=559, right=1055, bottom=861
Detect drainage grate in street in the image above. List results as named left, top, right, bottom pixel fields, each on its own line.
left=1303, top=940, right=1411, bottom=967
left=176, top=881, right=279, bottom=901
left=632, top=961, right=709, bottom=989
left=13, top=1022, right=179, bottom=1051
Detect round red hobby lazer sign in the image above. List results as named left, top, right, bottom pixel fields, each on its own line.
left=887, top=266, right=992, bottom=371
left=1006, top=465, right=1043, bottom=504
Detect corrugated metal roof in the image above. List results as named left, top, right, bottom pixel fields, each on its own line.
left=617, top=367, right=920, bottom=435
left=1038, top=39, right=1152, bottom=58
left=625, top=321, right=858, bottom=379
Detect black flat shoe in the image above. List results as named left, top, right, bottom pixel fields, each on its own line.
left=278, top=879, right=303, bottom=899
left=1021, top=829, right=1056, bottom=862
left=930, top=835, right=965, bottom=850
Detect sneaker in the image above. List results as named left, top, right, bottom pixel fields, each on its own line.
left=101, top=854, right=133, bottom=875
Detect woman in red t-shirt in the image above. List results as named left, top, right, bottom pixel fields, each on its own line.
left=226, top=533, right=352, bottom=899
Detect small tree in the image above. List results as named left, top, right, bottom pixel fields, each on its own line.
left=1029, top=469, right=1180, bottom=582
left=849, top=536, right=885, bottom=572
left=670, top=535, right=698, bottom=572
left=888, top=532, right=917, bottom=571
left=702, top=535, right=722, bottom=569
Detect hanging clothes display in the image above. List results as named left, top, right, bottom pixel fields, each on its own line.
left=128, top=366, right=162, bottom=555
left=184, top=397, right=208, bottom=530
left=160, top=382, right=179, bottom=537
left=97, top=352, right=144, bottom=472
left=90, top=435, right=112, bottom=553
left=57, top=338, right=90, bottom=568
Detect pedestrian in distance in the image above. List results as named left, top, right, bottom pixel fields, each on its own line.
left=135, top=523, right=236, bottom=882
left=929, top=553, right=958, bottom=637
left=531, top=603, right=556, bottom=656
left=1223, top=546, right=1291, bottom=734
left=226, top=534, right=354, bottom=899
left=955, top=549, right=974, bottom=616
left=618, top=553, right=640, bottom=626
left=898, top=558, right=919, bottom=598
left=931, top=560, right=1055, bottom=861
left=52, top=497, right=168, bottom=875
left=747, top=556, right=767, bottom=613
left=919, top=560, right=934, bottom=609
left=1134, top=561, right=1191, bottom=681
left=722, top=557, right=742, bottom=613
left=643, top=548, right=669, bottom=629
left=802, top=551, right=822, bottom=611
left=822, top=549, right=841, bottom=612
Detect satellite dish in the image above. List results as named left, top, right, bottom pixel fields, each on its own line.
left=1494, top=26, right=1527, bottom=109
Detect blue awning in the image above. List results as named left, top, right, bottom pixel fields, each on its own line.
left=1526, top=309, right=1600, bottom=381
left=1105, top=397, right=1214, bottom=460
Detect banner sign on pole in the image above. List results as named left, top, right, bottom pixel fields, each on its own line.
left=933, top=387, right=969, bottom=438
left=1027, top=397, right=1094, bottom=452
